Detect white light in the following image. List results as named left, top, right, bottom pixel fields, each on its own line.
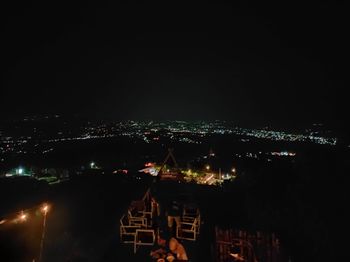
left=18, top=168, right=24, bottom=175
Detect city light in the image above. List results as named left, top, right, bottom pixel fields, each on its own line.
left=223, top=173, right=231, bottom=180
left=0, top=120, right=337, bottom=156
left=204, top=174, right=214, bottom=183
left=206, top=165, right=210, bottom=171
left=231, top=168, right=236, bottom=173
left=17, top=167, right=24, bottom=175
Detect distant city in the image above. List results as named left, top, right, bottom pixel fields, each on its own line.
left=0, top=115, right=338, bottom=156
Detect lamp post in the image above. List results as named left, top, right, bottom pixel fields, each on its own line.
left=39, top=204, right=49, bottom=262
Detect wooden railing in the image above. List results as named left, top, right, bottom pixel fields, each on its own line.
left=214, top=227, right=287, bottom=262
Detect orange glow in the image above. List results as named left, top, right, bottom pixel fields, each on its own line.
left=19, top=212, right=27, bottom=222
left=41, top=204, right=50, bottom=214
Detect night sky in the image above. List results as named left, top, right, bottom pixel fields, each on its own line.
left=2, top=2, right=347, bottom=127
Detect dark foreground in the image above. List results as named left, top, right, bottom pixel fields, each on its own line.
left=1, top=147, right=349, bottom=262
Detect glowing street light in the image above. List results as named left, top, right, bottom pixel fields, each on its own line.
left=90, top=162, right=95, bottom=169
left=41, top=204, right=50, bottom=214
left=231, top=168, right=236, bottom=173
left=17, top=167, right=24, bottom=175
left=19, top=211, right=27, bottom=222
left=205, top=165, right=210, bottom=171
left=39, top=203, right=50, bottom=262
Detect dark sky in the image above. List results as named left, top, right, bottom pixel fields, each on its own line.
left=1, top=2, right=347, bottom=127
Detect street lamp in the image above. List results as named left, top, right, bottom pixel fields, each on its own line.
left=231, top=168, right=236, bottom=173
left=39, top=203, right=50, bottom=262
left=41, top=204, right=50, bottom=214
left=19, top=211, right=27, bottom=222
left=205, top=165, right=210, bottom=171
left=17, top=167, right=24, bottom=175
left=90, top=162, right=95, bottom=169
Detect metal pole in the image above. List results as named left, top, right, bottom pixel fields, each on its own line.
left=39, top=211, right=47, bottom=262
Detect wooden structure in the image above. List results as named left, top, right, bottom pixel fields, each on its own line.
left=133, top=229, right=156, bottom=253
left=120, top=189, right=155, bottom=245
left=120, top=185, right=201, bottom=256
left=158, top=149, right=185, bottom=182
left=214, top=227, right=287, bottom=262
left=119, top=214, right=141, bottom=243
left=177, top=204, right=201, bottom=241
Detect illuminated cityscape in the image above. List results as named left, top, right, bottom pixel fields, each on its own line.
left=0, top=117, right=338, bottom=156
left=1, top=1, right=348, bottom=262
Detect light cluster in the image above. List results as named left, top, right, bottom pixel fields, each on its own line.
left=0, top=119, right=338, bottom=155
left=0, top=203, right=50, bottom=225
